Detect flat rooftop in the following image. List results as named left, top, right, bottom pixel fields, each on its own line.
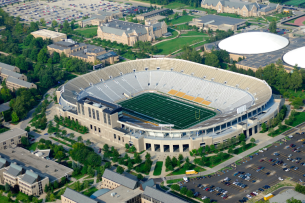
left=0, top=146, right=73, bottom=182
left=0, top=128, right=26, bottom=143
left=95, top=185, right=143, bottom=203
left=270, top=189, right=305, bottom=203
left=196, top=14, right=246, bottom=26
left=31, top=29, right=67, bottom=38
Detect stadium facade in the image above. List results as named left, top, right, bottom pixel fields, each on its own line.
left=56, top=59, right=282, bottom=153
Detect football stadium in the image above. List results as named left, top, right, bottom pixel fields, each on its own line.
left=56, top=58, right=282, bottom=153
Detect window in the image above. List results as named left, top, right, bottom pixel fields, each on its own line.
left=114, top=134, right=116, bottom=139
left=96, top=110, right=100, bottom=121
left=11, top=139, right=14, bottom=142
left=108, top=114, right=111, bottom=125
left=94, top=126, right=96, bottom=131
left=88, top=107, right=91, bottom=118
left=92, top=108, right=95, bottom=119
left=118, top=136, right=120, bottom=141
left=98, top=128, right=101, bottom=133
left=3, top=142, right=6, bottom=145
left=90, top=125, right=92, bottom=129
left=103, top=112, right=107, bottom=124
left=122, top=137, right=124, bottom=142
left=81, top=104, right=85, bottom=115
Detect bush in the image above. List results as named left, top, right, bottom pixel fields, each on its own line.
left=171, top=184, right=180, bottom=191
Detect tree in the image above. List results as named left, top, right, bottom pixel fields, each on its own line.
left=61, top=130, right=67, bottom=137
left=137, top=173, right=144, bottom=180
left=286, top=198, right=302, bottom=203
left=241, top=141, right=246, bottom=151
left=145, top=152, right=151, bottom=160
left=171, top=184, right=180, bottom=191
left=210, top=145, right=215, bottom=152
left=205, top=53, right=219, bottom=67
left=125, top=143, right=130, bottom=149
left=69, top=133, right=75, bottom=139
left=239, top=133, right=246, bottom=142
left=128, top=162, right=133, bottom=170
left=86, top=139, right=91, bottom=146
left=174, top=12, right=179, bottom=19
left=269, top=20, right=277, bottom=34
left=178, top=154, right=184, bottom=161
left=116, top=166, right=124, bottom=174
left=210, top=156, right=216, bottom=166
left=228, top=147, right=234, bottom=154
left=182, top=10, right=187, bottom=15
left=103, top=144, right=109, bottom=151
left=84, top=180, right=89, bottom=189
left=250, top=138, right=256, bottom=146
left=44, top=184, right=49, bottom=193
left=205, top=145, right=210, bottom=153
left=5, top=183, right=10, bottom=192
left=177, top=160, right=181, bottom=168
left=186, top=190, right=194, bottom=197
left=11, top=111, right=19, bottom=123
left=261, top=123, right=267, bottom=132
left=51, top=20, right=58, bottom=28
left=135, top=154, right=142, bottom=164
left=172, top=157, right=178, bottom=167
left=21, top=136, right=29, bottom=146
left=40, top=18, right=46, bottom=26
left=77, top=136, right=83, bottom=142
left=180, top=187, right=188, bottom=195
left=53, top=181, right=58, bottom=189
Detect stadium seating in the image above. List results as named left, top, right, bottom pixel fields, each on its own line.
left=62, top=59, right=272, bottom=113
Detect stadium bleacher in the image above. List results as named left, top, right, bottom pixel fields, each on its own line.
left=61, top=59, right=272, bottom=113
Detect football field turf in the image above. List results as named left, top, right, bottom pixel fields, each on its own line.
left=118, top=93, right=216, bottom=129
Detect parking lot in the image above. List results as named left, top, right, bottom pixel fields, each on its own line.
left=2, top=0, right=149, bottom=25
left=175, top=132, right=305, bottom=202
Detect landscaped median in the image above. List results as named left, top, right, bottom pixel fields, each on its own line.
left=153, top=161, right=163, bottom=176
left=167, top=163, right=205, bottom=176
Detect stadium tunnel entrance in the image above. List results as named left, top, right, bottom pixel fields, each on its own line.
left=173, top=145, right=180, bottom=152
left=164, top=145, right=170, bottom=152
left=154, top=144, right=160, bottom=152
left=146, top=143, right=151, bottom=151
left=183, top=144, right=189, bottom=152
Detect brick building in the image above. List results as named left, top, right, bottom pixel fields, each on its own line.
left=78, top=10, right=123, bottom=28
left=31, top=29, right=67, bottom=42
left=201, top=0, right=281, bottom=17
left=97, top=20, right=167, bottom=46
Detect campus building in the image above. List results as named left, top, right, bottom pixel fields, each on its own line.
left=0, top=128, right=27, bottom=150
left=47, top=39, right=119, bottom=64
left=201, top=0, right=281, bottom=17
left=78, top=10, right=123, bottom=28
left=0, top=146, right=73, bottom=196
left=97, top=20, right=168, bottom=46
left=190, top=14, right=246, bottom=31
left=0, top=62, right=37, bottom=90
left=135, top=8, right=169, bottom=20
left=61, top=169, right=187, bottom=203
left=31, top=29, right=67, bottom=42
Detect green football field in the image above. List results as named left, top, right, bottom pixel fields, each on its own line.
left=118, top=93, right=216, bottom=129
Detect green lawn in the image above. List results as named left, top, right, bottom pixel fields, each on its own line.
left=82, top=187, right=98, bottom=197
left=167, top=164, right=205, bottom=176
left=72, top=173, right=87, bottom=180
left=155, top=36, right=204, bottom=55
left=153, top=161, right=163, bottom=176
left=167, top=178, right=184, bottom=184
left=119, top=93, right=216, bottom=129
left=75, top=28, right=98, bottom=38
left=285, top=0, right=305, bottom=6
left=194, top=153, right=233, bottom=168
left=133, top=161, right=152, bottom=175
left=164, top=2, right=190, bottom=9
left=50, top=137, right=72, bottom=147
left=233, top=143, right=257, bottom=154
left=268, top=125, right=292, bottom=137
left=164, top=2, right=217, bottom=14
left=168, top=15, right=195, bottom=25
left=290, top=112, right=305, bottom=127
left=180, top=31, right=208, bottom=36
left=0, top=195, right=9, bottom=202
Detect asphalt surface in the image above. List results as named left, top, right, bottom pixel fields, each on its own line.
left=173, top=133, right=305, bottom=203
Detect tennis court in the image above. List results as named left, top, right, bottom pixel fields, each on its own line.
left=118, top=93, right=216, bottom=129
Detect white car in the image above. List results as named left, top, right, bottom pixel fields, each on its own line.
left=285, top=169, right=290, bottom=172
left=201, top=196, right=207, bottom=200
left=253, top=192, right=259, bottom=195
left=247, top=194, right=252, bottom=199
left=279, top=177, right=284, bottom=181
left=289, top=135, right=293, bottom=138
left=259, top=150, right=263, bottom=153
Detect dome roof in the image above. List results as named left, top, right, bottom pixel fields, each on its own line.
left=218, top=32, right=289, bottom=55
left=283, top=46, right=305, bottom=69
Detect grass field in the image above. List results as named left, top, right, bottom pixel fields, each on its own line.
left=285, top=0, right=305, bottom=6
left=119, top=93, right=216, bottom=129
left=75, top=28, right=97, bottom=38
left=168, top=15, right=195, bottom=25
left=153, top=161, right=163, bottom=176
left=180, top=31, right=208, bottom=36
left=167, top=164, right=205, bottom=176
left=155, top=36, right=204, bottom=54
left=268, top=125, right=291, bottom=137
